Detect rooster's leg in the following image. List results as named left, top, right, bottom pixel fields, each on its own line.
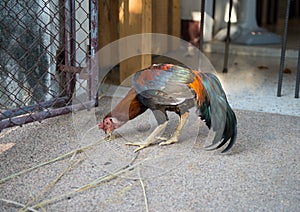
left=126, top=121, right=168, bottom=152
left=158, top=111, right=189, bottom=146
left=104, top=130, right=115, bottom=141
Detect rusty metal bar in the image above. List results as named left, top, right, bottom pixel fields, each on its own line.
left=0, top=97, right=69, bottom=120
left=0, top=100, right=95, bottom=132
left=64, top=0, right=77, bottom=99
left=89, top=0, right=99, bottom=107
left=59, top=64, right=84, bottom=73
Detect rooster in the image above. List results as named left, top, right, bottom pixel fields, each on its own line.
left=99, top=64, right=237, bottom=153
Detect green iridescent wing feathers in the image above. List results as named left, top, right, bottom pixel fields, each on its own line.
left=133, top=64, right=195, bottom=106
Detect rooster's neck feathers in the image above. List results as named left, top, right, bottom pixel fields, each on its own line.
left=108, top=88, right=147, bottom=123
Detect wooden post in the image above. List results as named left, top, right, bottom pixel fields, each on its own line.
left=99, top=0, right=118, bottom=67
left=152, top=0, right=181, bottom=53
left=152, top=0, right=168, bottom=54
left=168, top=0, right=181, bottom=38
left=119, top=0, right=152, bottom=83
left=168, top=0, right=181, bottom=51
left=98, top=0, right=181, bottom=83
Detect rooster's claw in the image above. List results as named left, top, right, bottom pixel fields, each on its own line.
left=157, top=136, right=178, bottom=146
left=125, top=142, right=151, bottom=152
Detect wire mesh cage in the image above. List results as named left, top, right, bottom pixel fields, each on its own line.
left=0, top=0, right=98, bottom=131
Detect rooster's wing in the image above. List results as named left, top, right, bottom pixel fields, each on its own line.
left=133, top=64, right=195, bottom=107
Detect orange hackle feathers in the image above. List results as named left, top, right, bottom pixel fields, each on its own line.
left=189, top=70, right=206, bottom=106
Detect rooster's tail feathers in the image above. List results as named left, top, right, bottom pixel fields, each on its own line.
left=196, top=72, right=237, bottom=153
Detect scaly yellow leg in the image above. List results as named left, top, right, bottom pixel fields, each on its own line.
left=104, top=129, right=117, bottom=141
left=126, top=121, right=168, bottom=152
left=158, top=112, right=189, bottom=146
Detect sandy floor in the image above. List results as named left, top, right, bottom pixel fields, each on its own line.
left=0, top=107, right=299, bottom=211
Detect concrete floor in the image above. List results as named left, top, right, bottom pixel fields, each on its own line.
left=207, top=52, right=300, bottom=117
left=0, top=52, right=299, bottom=211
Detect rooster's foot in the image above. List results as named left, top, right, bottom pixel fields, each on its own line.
left=157, top=136, right=178, bottom=146
left=125, top=142, right=151, bottom=152
left=104, top=135, right=113, bottom=141
left=104, top=133, right=119, bottom=141
left=126, top=121, right=169, bottom=152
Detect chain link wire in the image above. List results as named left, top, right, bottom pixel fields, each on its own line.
left=0, top=0, right=97, bottom=130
